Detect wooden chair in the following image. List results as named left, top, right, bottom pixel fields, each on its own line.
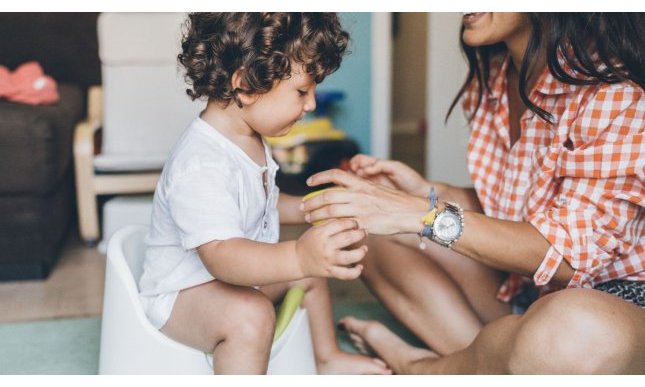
left=73, top=13, right=204, bottom=244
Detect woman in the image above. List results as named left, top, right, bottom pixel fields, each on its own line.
left=302, top=13, right=645, bottom=374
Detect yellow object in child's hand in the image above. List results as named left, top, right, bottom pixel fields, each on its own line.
left=302, top=187, right=346, bottom=226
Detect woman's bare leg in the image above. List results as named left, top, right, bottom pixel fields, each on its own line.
left=161, top=281, right=276, bottom=374
left=340, top=288, right=645, bottom=374
left=358, top=234, right=510, bottom=354
left=261, top=278, right=392, bottom=374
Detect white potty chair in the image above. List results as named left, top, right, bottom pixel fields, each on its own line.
left=99, top=225, right=317, bottom=374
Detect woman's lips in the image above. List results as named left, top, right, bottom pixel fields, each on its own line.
left=462, top=12, right=487, bottom=27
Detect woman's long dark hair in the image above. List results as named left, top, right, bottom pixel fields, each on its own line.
left=447, top=13, right=645, bottom=123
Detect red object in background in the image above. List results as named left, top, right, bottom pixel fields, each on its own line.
left=417, top=117, right=427, bottom=136
left=0, top=61, right=59, bottom=105
left=338, top=158, right=351, bottom=171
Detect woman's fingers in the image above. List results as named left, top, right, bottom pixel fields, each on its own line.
left=301, top=185, right=351, bottom=213
left=349, top=154, right=377, bottom=172
left=306, top=203, right=356, bottom=224
left=307, top=168, right=364, bottom=189
left=363, top=159, right=401, bottom=177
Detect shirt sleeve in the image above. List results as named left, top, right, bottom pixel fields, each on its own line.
left=168, top=166, right=244, bottom=250
left=527, top=83, right=645, bottom=288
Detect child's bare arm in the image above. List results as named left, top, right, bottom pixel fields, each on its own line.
left=277, top=192, right=306, bottom=224
left=197, top=218, right=367, bottom=286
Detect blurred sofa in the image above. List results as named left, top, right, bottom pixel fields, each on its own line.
left=0, top=13, right=100, bottom=280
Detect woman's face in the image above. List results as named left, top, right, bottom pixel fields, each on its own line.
left=462, top=13, right=530, bottom=47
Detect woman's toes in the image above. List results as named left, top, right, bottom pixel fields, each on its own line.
left=371, top=357, right=389, bottom=369
left=338, top=316, right=373, bottom=335
left=349, top=332, right=373, bottom=356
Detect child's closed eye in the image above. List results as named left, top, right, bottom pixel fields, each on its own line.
left=297, top=89, right=308, bottom=97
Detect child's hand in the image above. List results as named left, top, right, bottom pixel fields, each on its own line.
left=295, top=218, right=367, bottom=280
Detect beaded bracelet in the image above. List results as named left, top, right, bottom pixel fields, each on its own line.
left=418, top=187, right=437, bottom=250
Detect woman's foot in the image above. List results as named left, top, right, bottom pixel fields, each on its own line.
left=316, top=350, right=392, bottom=375
left=338, top=316, right=439, bottom=374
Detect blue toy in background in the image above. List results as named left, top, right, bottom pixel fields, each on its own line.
left=312, top=90, right=345, bottom=117
left=267, top=90, right=360, bottom=195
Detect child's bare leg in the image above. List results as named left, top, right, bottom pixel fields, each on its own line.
left=160, top=280, right=276, bottom=374
left=288, top=277, right=393, bottom=375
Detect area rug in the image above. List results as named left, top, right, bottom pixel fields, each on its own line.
left=0, top=301, right=422, bottom=375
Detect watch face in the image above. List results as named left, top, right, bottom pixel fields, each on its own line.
left=434, top=212, right=461, bottom=241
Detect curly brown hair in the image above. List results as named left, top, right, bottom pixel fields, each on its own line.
left=179, top=12, right=349, bottom=107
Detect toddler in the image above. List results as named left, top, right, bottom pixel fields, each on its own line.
left=138, top=12, right=391, bottom=375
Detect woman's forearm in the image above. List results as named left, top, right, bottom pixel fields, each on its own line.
left=433, top=182, right=483, bottom=213
left=397, top=204, right=573, bottom=287
left=453, top=212, right=573, bottom=286
left=424, top=184, right=572, bottom=282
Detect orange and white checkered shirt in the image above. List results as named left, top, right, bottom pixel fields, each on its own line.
left=464, top=54, right=645, bottom=302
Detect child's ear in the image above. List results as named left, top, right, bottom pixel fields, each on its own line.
left=231, top=68, right=258, bottom=107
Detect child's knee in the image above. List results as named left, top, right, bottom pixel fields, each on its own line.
left=229, top=289, right=276, bottom=340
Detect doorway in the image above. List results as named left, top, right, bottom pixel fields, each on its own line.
left=390, top=13, right=427, bottom=175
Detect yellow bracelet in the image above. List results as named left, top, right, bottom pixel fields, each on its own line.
left=418, top=187, right=438, bottom=249
left=421, top=208, right=437, bottom=226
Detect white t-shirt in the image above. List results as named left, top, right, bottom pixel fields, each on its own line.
left=138, top=117, right=280, bottom=298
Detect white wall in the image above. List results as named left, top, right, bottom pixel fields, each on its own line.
left=370, top=12, right=392, bottom=160
left=426, top=13, right=471, bottom=186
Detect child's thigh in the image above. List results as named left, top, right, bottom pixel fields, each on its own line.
left=161, top=280, right=275, bottom=353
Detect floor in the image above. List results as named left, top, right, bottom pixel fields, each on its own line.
left=0, top=132, right=425, bottom=324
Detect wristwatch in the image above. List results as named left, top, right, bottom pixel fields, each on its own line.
left=430, top=201, right=464, bottom=248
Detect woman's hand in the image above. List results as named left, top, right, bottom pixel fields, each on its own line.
left=302, top=169, right=428, bottom=235
left=295, top=218, right=368, bottom=280
left=349, top=154, right=430, bottom=197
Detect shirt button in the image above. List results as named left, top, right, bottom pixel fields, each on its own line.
left=263, top=221, right=268, bottom=229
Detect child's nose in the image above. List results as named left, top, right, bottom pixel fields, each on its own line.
left=304, top=88, right=316, bottom=112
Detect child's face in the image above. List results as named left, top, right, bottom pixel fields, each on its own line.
left=243, top=64, right=317, bottom=137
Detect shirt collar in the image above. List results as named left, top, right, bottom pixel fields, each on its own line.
left=533, top=67, right=579, bottom=96
left=487, top=54, right=509, bottom=102
left=487, top=53, right=578, bottom=101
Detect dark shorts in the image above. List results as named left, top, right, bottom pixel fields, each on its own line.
left=593, top=280, right=645, bottom=308
left=511, top=280, right=645, bottom=314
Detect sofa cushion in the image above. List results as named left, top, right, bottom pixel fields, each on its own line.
left=0, top=83, right=84, bottom=195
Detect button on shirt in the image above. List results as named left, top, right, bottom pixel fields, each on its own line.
left=139, top=117, right=280, bottom=296
left=464, top=55, right=645, bottom=302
